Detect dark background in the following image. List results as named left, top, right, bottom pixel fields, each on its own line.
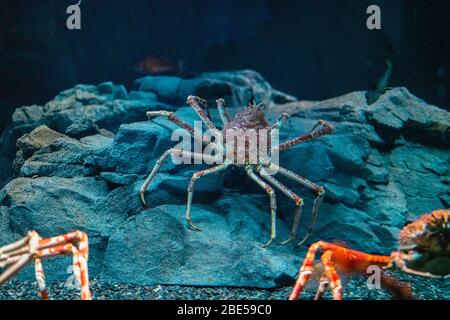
left=0, top=0, right=449, bottom=132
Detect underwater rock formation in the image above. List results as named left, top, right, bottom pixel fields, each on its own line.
left=0, top=70, right=448, bottom=287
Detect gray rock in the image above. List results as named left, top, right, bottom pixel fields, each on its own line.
left=0, top=72, right=449, bottom=289
left=102, top=195, right=300, bottom=287
left=95, top=121, right=173, bottom=174
left=323, top=181, right=360, bottom=207
left=12, top=125, right=67, bottom=175
left=276, top=87, right=450, bottom=148
left=99, top=172, right=139, bottom=186
left=0, top=176, right=126, bottom=280
left=15, top=130, right=112, bottom=179
left=364, top=164, right=389, bottom=183
left=135, top=69, right=297, bottom=108
left=65, top=118, right=100, bottom=138
left=159, top=171, right=224, bottom=203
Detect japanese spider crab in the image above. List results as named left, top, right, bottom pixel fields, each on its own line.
left=289, top=209, right=450, bottom=300
left=0, top=230, right=91, bottom=300
left=140, top=95, right=334, bottom=247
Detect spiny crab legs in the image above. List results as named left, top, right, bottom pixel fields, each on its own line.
left=140, top=95, right=334, bottom=247
left=289, top=209, right=450, bottom=300
left=0, top=230, right=91, bottom=300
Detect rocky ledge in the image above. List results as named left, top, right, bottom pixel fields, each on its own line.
left=0, top=70, right=448, bottom=289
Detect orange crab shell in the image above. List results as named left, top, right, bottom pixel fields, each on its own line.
left=396, top=209, right=450, bottom=277
left=399, top=209, right=450, bottom=250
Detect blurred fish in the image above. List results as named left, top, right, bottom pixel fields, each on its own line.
left=134, top=55, right=183, bottom=75
left=365, top=57, right=393, bottom=105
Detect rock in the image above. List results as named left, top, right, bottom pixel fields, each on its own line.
left=19, top=138, right=95, bottom=178
left=159, top=171, right=224, bottom=203
left=322, top=134, right=370, bottom=176
left=0, top=176, right=126, bottom=280
left=11, top=104, right=46, bottom=125
left=387, top=144, right=449, bottom=219
left=275, top=87, right=450, bottom=148
left=102, top=195, right=300, bottom=287
left=95, top=121, right=173, bottom=174
left=364, top=164, right=389, bottom=183
left=0, top=71, right=449, bottom=288
left=0, top=84, right=149, bottom=188
left=366, top=88, right=450, bottom=146
left=99, top=172, right=139, bottom=186
left=12, top=125, right=67, bottom=175
left=97, top=81, right=128, bottom=99
left=135, top=69, right=297, bottom=108
left=323, top=181, right=360, bottom=207
left=14, top=129, right=112, bottom=179
left=279, top=141, right=334, bottom=182
left=65, top=119, right=100, bottom=138
left=0, top=71, right=294, bottom=187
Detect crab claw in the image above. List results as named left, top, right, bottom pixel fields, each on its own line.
left=296, top=234, right=311, bottom=247
left=139, top=189, right=149, bottom=208
left=262, top=237, right=275, bottom=248
left=279, top=236, right=295, bottom=245
left=187, top=218, right=202, bottom=232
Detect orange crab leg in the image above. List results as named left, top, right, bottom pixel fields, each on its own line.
left=0, top=230, right=91, bottom=300
left=321, top=250, right=343, bottom=300
left=289, top=241, right=323, bottom=300
left=34, top=258, right=48, bottom=300
left=314, top=275, right=329, bottom=300
left=36, top=237, right=91, bottom=300
left=290, top=241, right=391, bottom=300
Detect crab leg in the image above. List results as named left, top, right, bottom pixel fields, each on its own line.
left=36, top=232, right=91, bottom=300
left=291, top=241, right=393, bottom=300
left=320, top=250, right=343, bottom=300
left=267, top=163, right=325, bottom=246
left=270, top=112, right=289, bottom=131
left=0, top=231, right=91, bottom=300
left=186, top=162, right=230, bottom=231
left=390, top=251, right=445, bottom=278
left=0, top=255, right=22, bottom=268
left=37, top=245, right=90, bottom=300
left=0, top=254, right=32, bottom=285
left=246, top=166, right=277, bottom=247
left=140, top=149, right=216, bottom=206
left=0, top=231, right=40, bottom=285
left=257, top=166, right=303, bottom=245
left=0, top=233, right=31, bottom=256
left=187, top=96, right=219, bottom=134
left=34, top=258, right=48, bottom=299
left=146, top=110, right=211, bottom=145
left=216, top=98, right=230, bottom=126
left=314, top=274, right=330, bottom=300
left=276, top=120, right=333, bottom=152
left=289, top=241, right=325, bottom=300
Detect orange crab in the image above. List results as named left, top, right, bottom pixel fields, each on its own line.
left=289, top=209, right=449, bottom=300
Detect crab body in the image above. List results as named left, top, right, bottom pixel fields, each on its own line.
left=394, top=209, right=450, bottom=276
left=222, top=103, right=273, bottom=165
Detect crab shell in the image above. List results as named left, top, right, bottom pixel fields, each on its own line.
left=396, top=209, right=450, bottom=276
left=222, top=102, right=272, bottom=164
